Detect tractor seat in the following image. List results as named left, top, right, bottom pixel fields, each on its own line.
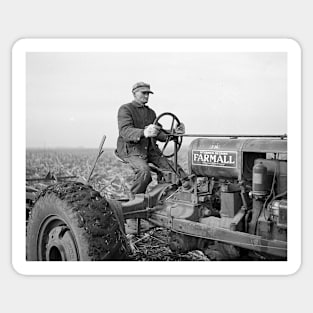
left=113, top=149, right=127, bottom=163
left=113, top=149, right=162, bottom=175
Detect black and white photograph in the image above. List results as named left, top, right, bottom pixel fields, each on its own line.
left=3, top=1, right=312, bottom=312
left=12, top=39, right=300, bottom=275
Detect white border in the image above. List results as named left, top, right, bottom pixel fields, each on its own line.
left=12, top=39, right=301, bottom=276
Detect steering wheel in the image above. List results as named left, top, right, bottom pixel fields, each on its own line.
left=153, top=112, right=183, bottom=158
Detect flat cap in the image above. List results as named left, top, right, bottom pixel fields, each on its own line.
left=132, top=82, right=154, bottom=94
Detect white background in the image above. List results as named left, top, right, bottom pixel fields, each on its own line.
left=1, top=1, right=310, bottom=313
left=13, top=38, right=300, bottom=276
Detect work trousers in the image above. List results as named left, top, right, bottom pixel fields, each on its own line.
left=124, top=153, right=186, bottom=194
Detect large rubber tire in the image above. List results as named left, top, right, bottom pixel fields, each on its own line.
left=26, top=182, right=130, bottom=261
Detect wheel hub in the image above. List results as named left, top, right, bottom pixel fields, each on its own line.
left=38, top=216, right=81, bottom=261
left=45, top=226, right=78, bottom=261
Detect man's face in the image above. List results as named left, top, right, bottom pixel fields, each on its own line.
left=133, top=90, right=150, bottom=105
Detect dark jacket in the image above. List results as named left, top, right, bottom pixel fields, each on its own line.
left=116, top=101, right=166, bottom=159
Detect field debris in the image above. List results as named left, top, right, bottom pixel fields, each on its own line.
left=126, top=227, right=210, bottom=261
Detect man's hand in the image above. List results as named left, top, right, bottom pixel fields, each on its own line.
left=175, top=122, right=185, bottom=135
left=144, top=124, right=160, bottom=138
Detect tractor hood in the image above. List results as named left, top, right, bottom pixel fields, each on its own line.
left=188, top=138, right=287, bottom=180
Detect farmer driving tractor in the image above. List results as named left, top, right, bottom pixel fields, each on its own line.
left=115, top=82, right=188, bottom=197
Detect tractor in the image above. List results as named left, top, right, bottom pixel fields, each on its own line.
left=26, top=112, right=287, bottom=261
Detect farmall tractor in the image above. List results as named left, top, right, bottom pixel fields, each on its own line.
left=26, top=113, right=287, bottom=261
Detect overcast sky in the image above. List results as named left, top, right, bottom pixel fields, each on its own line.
left=26, top=52, right=287, bottom=148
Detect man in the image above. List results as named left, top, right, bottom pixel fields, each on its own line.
left=116, top=82, right=188, bottom=195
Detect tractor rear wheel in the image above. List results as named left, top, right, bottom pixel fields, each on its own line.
left=26, top=182, right=129, bottom=261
